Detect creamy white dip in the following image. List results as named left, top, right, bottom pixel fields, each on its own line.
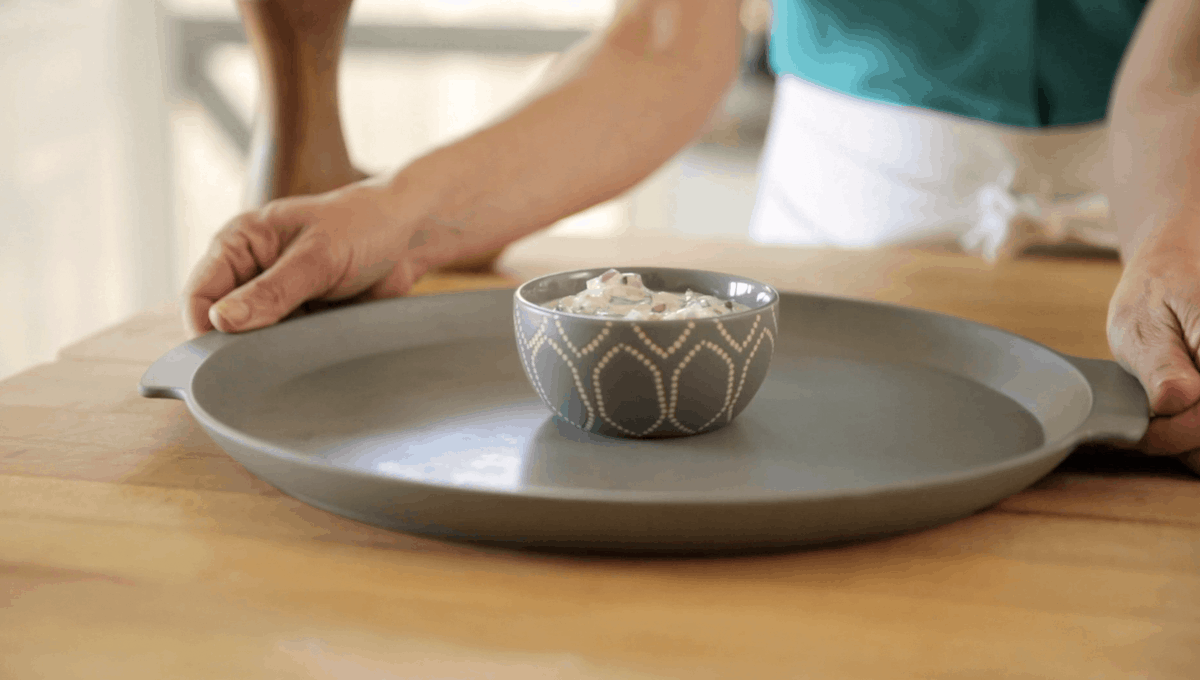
left=544, top=269, right=751, bottom=320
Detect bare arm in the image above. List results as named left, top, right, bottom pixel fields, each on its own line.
left=1108, top=0, right=1200, bottom=261
left=387, top=0, right=745, bottom=270
left=185, top=0, right=743, bottom=334
left=1105, top=0, right=1200, bottom=468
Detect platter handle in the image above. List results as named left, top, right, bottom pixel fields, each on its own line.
left=139, top=332, right=242, bottom=401
left=1064, top=355, right=1150, bottom=446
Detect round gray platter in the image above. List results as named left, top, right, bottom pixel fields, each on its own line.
left=141, top=289, right=1149, bottom=554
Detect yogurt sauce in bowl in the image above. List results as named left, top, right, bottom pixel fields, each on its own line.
left=543, top=269, right=751, bottom=321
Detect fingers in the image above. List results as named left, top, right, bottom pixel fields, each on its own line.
left=1138, top=343, right=1200, bottom=417
left=1142, top=402, right=1200, bottom=454
left=1110, top=299, right=1200, bottom=455
left=1130, top=349, right=1200, bottom=455
left=1110, top=304, right=1200, bottom=417
left=208, top=231, right=341, bottom=333
left=1105, top=250, right=1200, bottom=468
left=181, top=186, right=405, bottom=336
left=182, top=199, right=312, bottom=336
left=1109, top=295, right=1200, bottom=454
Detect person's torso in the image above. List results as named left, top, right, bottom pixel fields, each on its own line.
left=769, top=0, right=1148, bottom=128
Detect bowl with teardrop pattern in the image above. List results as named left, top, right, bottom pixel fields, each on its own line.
left=514, top=267, right=780, bottom=439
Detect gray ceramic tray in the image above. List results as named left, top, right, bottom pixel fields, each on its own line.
left=141, top=289, right=1149, bottom=553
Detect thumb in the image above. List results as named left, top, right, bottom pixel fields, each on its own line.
left=209, top=234, right=339, bottom=333
left=1111, top=303, right=1200, bottom=416
left=1121, top=335, right=1200, bottom=456
left=1138, top=340, right=1200, bottom=417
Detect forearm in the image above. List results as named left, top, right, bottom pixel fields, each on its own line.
left=1108, top=0, right=1200, bottom=262
left=387, top=0, right=742, bottom=269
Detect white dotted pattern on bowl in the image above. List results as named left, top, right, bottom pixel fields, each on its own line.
left=517, top=308, right=778, bottom=436
left=593, top=344, right=665, bottom=436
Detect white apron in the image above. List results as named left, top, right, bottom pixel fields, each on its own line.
left=748, top=74, right=1115, bottom=260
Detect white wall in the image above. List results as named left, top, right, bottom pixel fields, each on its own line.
left=1, top=0, right=175, bottom=379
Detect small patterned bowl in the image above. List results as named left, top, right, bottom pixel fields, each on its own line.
left=514, top=267, right=780, bottom=439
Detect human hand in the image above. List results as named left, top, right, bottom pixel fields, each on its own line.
left=1107, top=239, right=1200, bottom=473
left=183, top=176, right=431, bottom=337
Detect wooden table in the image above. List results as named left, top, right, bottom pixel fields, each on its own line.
left=3, top=253, right=1197, bottom=679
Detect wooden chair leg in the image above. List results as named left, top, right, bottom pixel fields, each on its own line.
left=235, top=0, right=502, bottom=273
left=237, top=0, right=362, bottom=206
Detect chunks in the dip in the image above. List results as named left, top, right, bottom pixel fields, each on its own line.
left=544, top=269, right=751, bottom=320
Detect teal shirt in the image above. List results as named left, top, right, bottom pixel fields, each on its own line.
left=770, top=0, right=1147, bottom=128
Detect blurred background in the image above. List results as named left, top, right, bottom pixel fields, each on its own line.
left=1, top=0, right=774, bottom=380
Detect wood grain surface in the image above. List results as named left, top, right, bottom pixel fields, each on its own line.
left=2, top=258, right=1197, bottom=680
